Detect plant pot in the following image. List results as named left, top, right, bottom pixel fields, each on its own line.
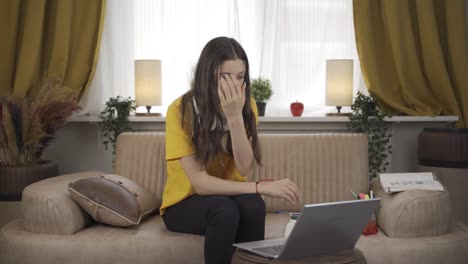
left=0, top=161, right=59, bottom=201
left=256, top=102, right=267, bottom=116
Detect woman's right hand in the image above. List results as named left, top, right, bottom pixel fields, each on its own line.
left=257, top=179, right=300, bottom=204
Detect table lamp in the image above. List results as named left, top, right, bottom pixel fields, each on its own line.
left=325, top=59, right=353, bottom=116
left=135, top=60, right=162, bottom=116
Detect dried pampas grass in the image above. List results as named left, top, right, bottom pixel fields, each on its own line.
left=0, top=77, right=81, bottom=166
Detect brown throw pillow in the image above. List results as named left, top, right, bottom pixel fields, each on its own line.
left=68, top=174, right=158, bottom=227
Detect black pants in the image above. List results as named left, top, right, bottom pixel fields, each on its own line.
left=162, top=194, right=266, bottom=264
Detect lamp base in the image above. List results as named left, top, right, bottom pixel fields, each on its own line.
left=326, top=112, right=351, bottom=116
left=135, top=112, right=162, bottom=116
left=135, top=105, right=161, bottom=116
left=326, top=105, right=351, bottom=116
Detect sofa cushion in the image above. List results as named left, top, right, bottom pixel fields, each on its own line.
left=371, top=177, right=451, bottom=238
left=114, top=133, right=369, bottom=214
left=68, top=174, right=158, bottom=227
left=0, top=213, right=290, bottom=264
left=356, top=223, right=468, bottom=264
left=253, top=133, right=369, bottom=213
left=22, top=171, right=100, bottom=234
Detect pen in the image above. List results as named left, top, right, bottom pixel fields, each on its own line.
left=275, top=211, right=291, bottom=214
left=274, top=212, right=301, bottom=219
left=348, top=187, right=358, bottom=199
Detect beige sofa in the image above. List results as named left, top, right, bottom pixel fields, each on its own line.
left=1, top=132, right=468, bottom=264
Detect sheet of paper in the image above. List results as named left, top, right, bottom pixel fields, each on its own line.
left=379, top=172, right=444, bottom=193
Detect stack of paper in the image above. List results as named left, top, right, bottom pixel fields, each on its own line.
left=284, top=219, right=296, bottom=237
left=379, top=172, right=444, bottom=193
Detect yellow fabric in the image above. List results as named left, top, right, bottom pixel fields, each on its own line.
left=160, top=97, right=259, bottom=214
left=353, top=0, right=468, bottom=127
left=0, top=0, right=106, bottom=99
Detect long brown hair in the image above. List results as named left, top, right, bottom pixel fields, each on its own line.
left=180, top=37, right=261, bottom=169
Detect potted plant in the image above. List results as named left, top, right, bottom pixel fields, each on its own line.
left=251, top=77, right=273, bottom=116
left=347, top=91, right=392, bottom=179
left=99, top=96, right=136, bottom=157
left=0, top=77, right=81, bottom=200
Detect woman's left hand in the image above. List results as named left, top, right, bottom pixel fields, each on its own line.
left=218, top=74, right=246, bottom=120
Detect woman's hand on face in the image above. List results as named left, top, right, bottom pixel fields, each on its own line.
left=218, top=74, right=246, bottom=120
left=257, top=178, right=301, bottom=204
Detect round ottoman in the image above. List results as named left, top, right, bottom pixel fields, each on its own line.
left=231, top=248, right=366, bottom=264
left=370, top=177, right=451, bottom=238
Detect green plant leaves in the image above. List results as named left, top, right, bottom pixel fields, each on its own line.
left=347, top=92, right=392, bottom=179
left=251, top=77, right=273, bottom=102
left=99, top=96, right=136, bottom=158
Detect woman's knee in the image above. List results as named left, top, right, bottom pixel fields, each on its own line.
left=234, top=194, right=266, bottom=216
left=206, top=196, right=240, bottom=227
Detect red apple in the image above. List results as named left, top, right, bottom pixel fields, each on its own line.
left=290, top=101, right=304, bottom=117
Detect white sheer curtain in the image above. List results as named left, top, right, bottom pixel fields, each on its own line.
left=79, top=0, right=134, bottom=115
left=256, top=0, right=365, bottom=115
left=80, top=0, right=366, bottom=116
left=133, top=0, right=244, bottom=115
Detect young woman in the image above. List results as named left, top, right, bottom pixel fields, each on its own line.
left=160, top=37, right=300, bottom=264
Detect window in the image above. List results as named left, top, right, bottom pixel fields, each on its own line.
left=131, top=0, right=362, bottom=116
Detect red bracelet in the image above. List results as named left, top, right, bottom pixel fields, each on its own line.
left=255, top=178, right=274, bottom=193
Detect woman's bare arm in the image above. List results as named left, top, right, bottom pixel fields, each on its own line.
left=180, top=154, right=256, bottom=196
left=219, top=75, right=255, bottom=177
left=227, top=115, right=254, bottom=177
left=180, top=154, right=300, bottom=203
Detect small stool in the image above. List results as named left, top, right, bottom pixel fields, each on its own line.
left=231, top=248, right=366, bottom=264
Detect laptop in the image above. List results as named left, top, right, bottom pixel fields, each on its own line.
left=233, top=198, right=380, bottom=260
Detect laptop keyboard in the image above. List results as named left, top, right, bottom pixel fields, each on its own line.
left=252, top=245, right=284, bottom=256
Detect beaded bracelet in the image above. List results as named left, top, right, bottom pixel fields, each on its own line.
left=255, top=178, right=274, bottom=193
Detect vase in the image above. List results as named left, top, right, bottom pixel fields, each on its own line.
left=0, top=161, right=59, bottom=201
left=256, top=102, right=267, bottom=116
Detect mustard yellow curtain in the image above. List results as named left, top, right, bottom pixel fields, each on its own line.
left=0, top=0, right=105, bottom=99
left=354, top=0, right=468, bottom=127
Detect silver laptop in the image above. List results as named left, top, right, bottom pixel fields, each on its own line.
left=233, top=198, right=380, bottom=260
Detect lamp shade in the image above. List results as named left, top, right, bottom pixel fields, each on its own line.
left=135, top=60, right=162, bottom=106
left=325, top=60, right=353, bottom=106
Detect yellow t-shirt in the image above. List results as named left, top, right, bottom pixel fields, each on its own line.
left=160, top=97, right=259, bottom=214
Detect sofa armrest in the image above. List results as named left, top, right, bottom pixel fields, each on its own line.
left=370, top=177, right=451, bottom=238
left=22, top=171, right=103, bottom=234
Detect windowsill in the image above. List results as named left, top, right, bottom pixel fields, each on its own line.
left=68, top=115, right=458, bottom=132
left=69, top=115, right=459, bottom=123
